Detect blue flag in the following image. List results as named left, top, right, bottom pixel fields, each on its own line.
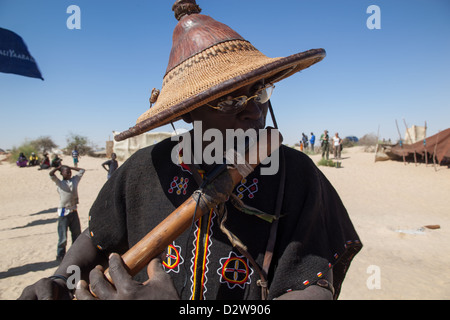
left=0, top=28, right=44, bottom=80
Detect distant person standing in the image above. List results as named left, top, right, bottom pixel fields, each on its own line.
left=72, top=146, right=79, bottom=168
left=320, top=130, right=330, bottom=160
left=332, top=132, right=342, bottom=159
left=49, top=165, right=85, bottom=262
left=302, top=133, right=309, bottom=150
left=102, top=153, right=119, bottom=179
left=310, top=132, right=316, bottom=152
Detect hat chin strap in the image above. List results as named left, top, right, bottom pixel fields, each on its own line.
left=170, top=121, right=178, bottom=135
left=268, top=100, right=278, bottom=130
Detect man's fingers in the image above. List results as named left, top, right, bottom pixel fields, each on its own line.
left=108, top=253, right=133, bottom=286
left=88, top=264, right=115, bottom=299
left=88, top=253, right=134, bottom=299
left=74, top=280, right=97, bottom=300
left=146, top=257, right=168, bottom=281
left=145, top=257, right=180, bottom=299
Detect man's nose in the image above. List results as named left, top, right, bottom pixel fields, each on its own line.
left=238, top=98, right=263, bottom=121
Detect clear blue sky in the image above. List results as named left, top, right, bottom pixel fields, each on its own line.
left=1, top=0, right=449, bottom=150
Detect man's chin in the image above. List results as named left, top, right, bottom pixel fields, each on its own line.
left=238, top=119, right=266, bottom=132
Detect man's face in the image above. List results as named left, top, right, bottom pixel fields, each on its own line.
left=186, top=81, right=269, bottom=136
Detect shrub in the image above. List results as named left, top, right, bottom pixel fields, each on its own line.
left=358, top=133, right=378, bottom=146
left=317, top=158, right=335, bottom=167
left=8, top=142, right=39, bottom=164
left=342, top=138, right=356, bottom=148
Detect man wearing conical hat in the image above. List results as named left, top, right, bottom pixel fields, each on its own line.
left=19, top=1, right=361, bottom=301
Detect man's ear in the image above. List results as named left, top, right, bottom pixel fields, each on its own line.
left=181, top=113, right=193, bottom=124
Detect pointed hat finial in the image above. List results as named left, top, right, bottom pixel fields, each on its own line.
left=172, top=0, right=202, bottom=21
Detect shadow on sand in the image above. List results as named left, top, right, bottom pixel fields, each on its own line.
left=11, top=218, right=58, bottom=230
left=30, top=208, right=57, bottom=216
left=0, top=260, right=59, bottom=279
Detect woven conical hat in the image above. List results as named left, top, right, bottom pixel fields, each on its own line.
left=115, top=1, right=325, bottom=141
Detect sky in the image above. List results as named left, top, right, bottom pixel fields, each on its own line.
left=1, top=0, right=449, bottom=150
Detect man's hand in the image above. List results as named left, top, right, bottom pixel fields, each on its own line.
left=75, top=253, right=179, bottom=300
left=18, top=278, right=72, bottom=300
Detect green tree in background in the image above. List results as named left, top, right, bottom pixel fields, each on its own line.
left=65, top=133, right=95, bottom=156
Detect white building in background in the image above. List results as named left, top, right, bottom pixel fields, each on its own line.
left=111, top=129, right=189, bottom=161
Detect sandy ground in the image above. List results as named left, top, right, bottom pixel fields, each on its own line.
left=1, top=147, right=449, bottom=300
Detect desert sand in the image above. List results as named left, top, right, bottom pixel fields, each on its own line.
left=1, top=147, right=449, bottom=300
